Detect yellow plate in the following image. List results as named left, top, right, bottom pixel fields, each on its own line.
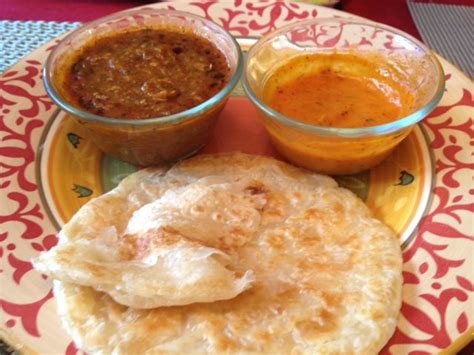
left=38, top=98, right=432, bottom=247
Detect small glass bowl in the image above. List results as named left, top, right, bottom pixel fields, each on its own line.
left=44, top=8, right=243, bottom=166
left=243, top=18, right=445, bottom=175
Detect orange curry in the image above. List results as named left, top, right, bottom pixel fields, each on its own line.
left=264, top=53, right=415, bottom=128
left=261, top=53, right=416, bottom=174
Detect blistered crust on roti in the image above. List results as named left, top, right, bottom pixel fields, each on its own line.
left=37, top=153, right=401, bottom=354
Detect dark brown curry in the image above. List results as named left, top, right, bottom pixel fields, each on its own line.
left=62, top=28, right=230, bottom=119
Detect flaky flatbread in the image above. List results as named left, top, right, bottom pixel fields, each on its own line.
left=34, top=153, right=402, bottom=354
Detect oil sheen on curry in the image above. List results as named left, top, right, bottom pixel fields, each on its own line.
left=263, top=53, right=416, bottom=128
left=60, top=28, right=230, bottom=119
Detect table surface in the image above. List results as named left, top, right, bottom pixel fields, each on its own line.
left=1, top=0, right=472, bottom=41
left=0, top=0, right=444, bottom=40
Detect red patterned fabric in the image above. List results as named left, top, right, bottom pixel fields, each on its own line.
left=0, top=0, right=470, bottom=39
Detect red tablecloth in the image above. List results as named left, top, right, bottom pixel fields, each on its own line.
left=1, top=0, right=472, bottom=41
left=0, top=0, right=448, bottom=42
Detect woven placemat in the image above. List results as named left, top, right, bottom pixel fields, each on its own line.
left=407, top=1, right=473, bottom=78
left=0, top=20, right=82, bottom=73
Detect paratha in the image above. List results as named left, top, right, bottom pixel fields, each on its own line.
left=33, top=153, right=402, bottom=354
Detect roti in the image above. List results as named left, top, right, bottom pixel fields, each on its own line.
left=33, top=153, right=402, bottom=354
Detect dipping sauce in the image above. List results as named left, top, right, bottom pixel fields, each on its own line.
left=256, top=52, right=418, bottom=175
left=45, top=9, right=243, bottom=167
left=243, top=16, right=444, bottom=176
left=60, top=28, right=230, bottom=119
left=264, top=53, right=415, bottom=129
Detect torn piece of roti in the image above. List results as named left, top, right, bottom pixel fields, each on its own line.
left=33, top=172, right=267, bottom=308
left=33, top=225, right=255, bottom=308
left=33, top=153, right=402, bottom=354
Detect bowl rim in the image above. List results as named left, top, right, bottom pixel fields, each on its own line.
left=242, top=17, right=446, bottom=138
left=43, top=8, right=243, bottom=127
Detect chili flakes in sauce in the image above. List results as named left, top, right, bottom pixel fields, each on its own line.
left=63, top=28, right=230, bottom=119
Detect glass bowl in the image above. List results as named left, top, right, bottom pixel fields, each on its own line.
left=243, top=18, right=444, bottom=175
left=44, top=8, right=243, bottom=166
